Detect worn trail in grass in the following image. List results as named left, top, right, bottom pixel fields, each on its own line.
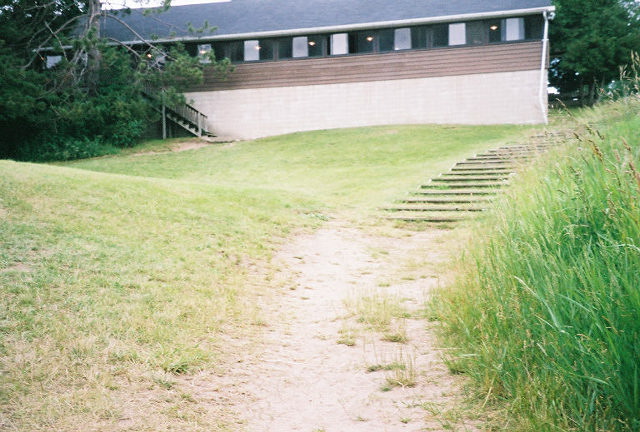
left=215, top=222, right=480, bottom=431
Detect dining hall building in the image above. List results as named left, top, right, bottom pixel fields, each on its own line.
left=101, top=0, right=555, bottom=139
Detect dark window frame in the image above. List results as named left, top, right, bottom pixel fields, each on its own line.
left=204, top=15, right=545, bottom=64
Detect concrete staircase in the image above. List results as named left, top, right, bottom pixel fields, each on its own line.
left=385, top=135, right=559, bottom=223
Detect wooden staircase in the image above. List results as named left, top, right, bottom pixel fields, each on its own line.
left=385, top=134, right=561, bottom=223
left=142, top=86, right=213, bottom=138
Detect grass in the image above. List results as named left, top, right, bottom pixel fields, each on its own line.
left=0, top=162, right=316, bottom=430
left=66, top=124, right=534, bottom=213
left=0, top=123, right=535, bottom=430
left=435, top=96, right=640, bottom=431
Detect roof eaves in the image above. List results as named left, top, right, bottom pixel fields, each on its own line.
left=116, top=5, right=556, bottom=45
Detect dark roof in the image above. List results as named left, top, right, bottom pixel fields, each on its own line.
left=101, top=0, right=554, bottom=43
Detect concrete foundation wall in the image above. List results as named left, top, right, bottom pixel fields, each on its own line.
left=185, top=69, right=546, bottom=140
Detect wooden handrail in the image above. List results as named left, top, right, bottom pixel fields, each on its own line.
left=143, top=84, right=209, bottom=137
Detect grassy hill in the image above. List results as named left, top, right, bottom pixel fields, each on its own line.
left=436, top=97, right=640, bottom=431
left=0, top=124, right=533, bottom=431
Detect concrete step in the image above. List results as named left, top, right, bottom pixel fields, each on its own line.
left=400, top=196, right=493, bottom=204
left=487, top=148, right=546, bottom=154
left=448, top=168, right=515, bottom=175
left=467, top=156, right=532, bottom=162
left=387, top=211, right=473, bottom=223
left=412, top=189, right=499, bottom=196
left=456, top=160, right=522, bottom=165
left=435, top=175, right=511, bottom=181
left=385, top=204, right=487, bottom=212
left=421, top=182, right=507, bottom=189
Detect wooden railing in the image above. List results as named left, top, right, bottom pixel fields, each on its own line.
left=142, top=84, right=210, bottom=138
left=165, top=102, right=208, bottom=137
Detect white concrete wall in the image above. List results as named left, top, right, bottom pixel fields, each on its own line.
left=185, top=69, right=546, bottom=140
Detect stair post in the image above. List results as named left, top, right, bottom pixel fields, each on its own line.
left=197, top=113, right=202, bottom=137
left=162, top=102, right=167, bottom=140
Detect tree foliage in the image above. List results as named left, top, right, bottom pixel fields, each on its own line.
left=550, top=0, right=640, bottom=104
left=0, top=0, right=227, bottom=161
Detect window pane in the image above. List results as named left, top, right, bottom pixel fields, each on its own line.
left=356, top=31, right=375, bottom=53
left=228, top=42, right=243, bottom=62
left=244, top=40, right=260, bottom=61
left=466, top=21, right=485, bottom=45
left=432, top=24, right=448, bottom=47
left=308, top=35, right=325, bottom=57
left=259, top=39, right=274, bottom=61
left=505, top=18, right=525, bottom=41
left=488, top=20, right=502, bottom=43
left=448, top=23, right=466, bottom=45
left=292, top=36, right=308, bottom=57
left=212, top=42, right=226, bottom=61
left=46, top=55, right=62, bottom=68
left=197, top=43, right=212, bottom=63
left=330, top=33, right=348, bottom=55
left=379, top=28, right=394, bottom=52
left=394, top=28, right=411, bottom=50
left=525, top=15, right=544, bottom=40
left=278, top=38, right=293, bottom=59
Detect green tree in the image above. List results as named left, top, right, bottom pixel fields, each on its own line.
left=550, top=0, right=640, bottom=104
left=0, top=0, right=228, bottom=161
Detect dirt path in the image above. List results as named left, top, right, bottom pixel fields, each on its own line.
left=212, top=221, right=480, bottom=431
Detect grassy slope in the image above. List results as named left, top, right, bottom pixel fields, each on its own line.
left=435, top=98, right=640, bottom=431
left=67, top=125, right=533, bottom=211
left=1, top=123, right=534, bottom=431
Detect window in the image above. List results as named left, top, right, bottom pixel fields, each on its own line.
left=504, top=17, right=525, bottom=41
left=525, top=15, right=544, bottom=40
left=46, top=55, right=62, bottom=68
left=379, top=29, right=395, bottom=52
left=277, top=38, right=293, bottom=59
left=308, top=35, right=326, bottom=57
left=411, top=26, right=428, bottom=49
left=488, top=20, right=503, bottom=43
left=244, top=40, right=260, bottom=61
left=355, top=31, right=375, bottom=53
left=466, top=21, right=485, bottom=45
left=432, top=24, right=449, bottom=47
left=258, top=39, right=274, bottom=60
left=448, top=23, right=466, bottom=45
left=330, top=33, right=348, bottom=55
left=394, top=28, right=411, bottom=50
left=197, top=43, right=212, bottom=63
left=227, top=41, right=244, bottom=62
left=212, top=42, right=226, bottom=61
left=292, top=36, right=309, bottom=57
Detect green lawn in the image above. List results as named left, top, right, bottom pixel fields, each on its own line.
left=68, top=124, right=534, bottom=212
left=1, top=123, right=536, bottom=431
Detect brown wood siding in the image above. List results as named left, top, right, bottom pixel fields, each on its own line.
left=192, top=41, right=543, bottom=92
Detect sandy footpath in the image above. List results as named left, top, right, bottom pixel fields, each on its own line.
left=216, top=222, right=481, bottom=432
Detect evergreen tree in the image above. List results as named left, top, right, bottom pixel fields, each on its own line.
left=550, top=0, right=640, bottom=104
left=0, top=0, right=228, bottom=161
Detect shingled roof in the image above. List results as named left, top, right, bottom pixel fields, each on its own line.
left=102, top=0, right=554, bottom=44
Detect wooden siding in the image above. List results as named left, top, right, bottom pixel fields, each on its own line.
left=192, top=41, right=543, bottom=92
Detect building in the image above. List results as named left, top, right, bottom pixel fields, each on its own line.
left=101, top=0, right=555, bottom=139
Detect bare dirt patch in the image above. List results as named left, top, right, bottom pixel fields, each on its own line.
left=132, top=140, right=212, bottom=156
left=198, top=221, right=481, bottom=431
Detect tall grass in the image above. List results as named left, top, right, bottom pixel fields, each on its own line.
left=436, top=96, right=640, bottom=431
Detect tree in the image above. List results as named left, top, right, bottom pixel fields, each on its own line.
left=550, top=0, right=640, bottom=104
left=0, top=0, right=228, bottom=161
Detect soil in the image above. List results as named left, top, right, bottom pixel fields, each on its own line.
left=187, top=221, right=481, bottom=431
